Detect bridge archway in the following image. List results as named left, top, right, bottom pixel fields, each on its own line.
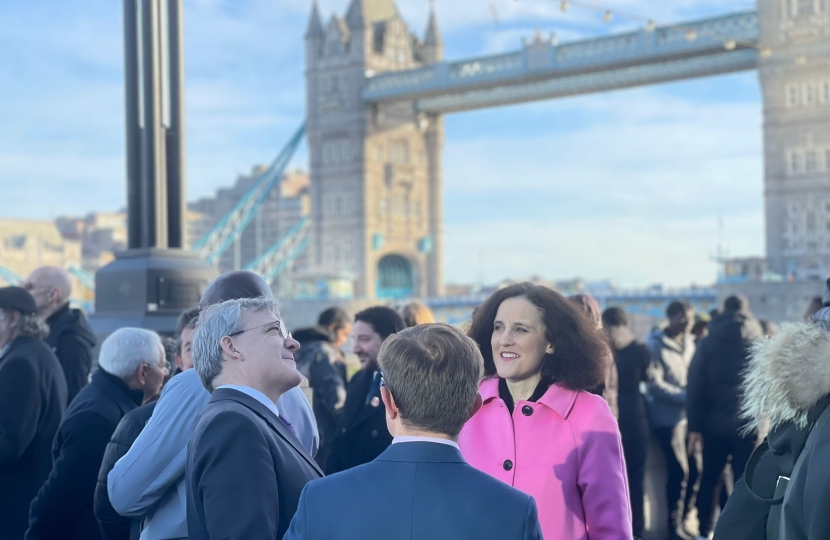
left=376, top=254, right=414, bottom=299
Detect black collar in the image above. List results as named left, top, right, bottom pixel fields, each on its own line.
left=46, top=303, right=71, bottom=326
left=93, top=369, right=144, bottom=407
left=498, top=377, right=548, bottom=414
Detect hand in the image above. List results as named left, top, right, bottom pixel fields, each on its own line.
left=687, top=431, right=703, bottom=455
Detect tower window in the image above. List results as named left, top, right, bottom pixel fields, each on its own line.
left=787, top=85, right=800, bottom=107
left=806, top=150, right=818, bottom=172
left=798, top=0, right=815, bottom=16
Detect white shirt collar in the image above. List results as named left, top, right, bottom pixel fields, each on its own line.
left=216, top=384, right=280, bottom=419
left=392, top=435, right=459, bottom=450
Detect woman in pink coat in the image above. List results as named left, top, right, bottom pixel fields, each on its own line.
left=459, top=283, right=633, bottom=540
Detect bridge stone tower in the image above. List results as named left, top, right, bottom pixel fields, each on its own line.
left=305, top=0, right=444, bottom=299
left=759, top=0, right=830, bottom=280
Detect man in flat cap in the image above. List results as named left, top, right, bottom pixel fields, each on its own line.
left=0, top=287, right=68, bottom=539
left=108, top=271, right=317, bottom=540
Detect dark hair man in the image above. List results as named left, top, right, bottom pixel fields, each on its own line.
left=646, top=300, right=697, bottom=540
left=24, top=266, right=96, bottom=404
left=688, top=294, right=763, bottom=538
left=26, top=328, right=168, bottom=540
left=324, top=306, right=404, bottom=474
left=285, top=324, right=543, bottom=540
left=107, top=271, right=317, bottom=540
left=186, top=297, right=323, bottom=539
left=293, top=306, right=352, bottom=468
left=0, top=287, right=67, bottom=539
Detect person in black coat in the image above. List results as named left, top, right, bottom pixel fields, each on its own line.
left=687, top=294, right=763, bottom=538
left=94, top=401, right=158, bottom=540
left=25, top=266, right=96, bottom=403
left=602, top=307, right=650, bottom=540
left=0, top=287, right=68, bottom=540
left=293, top=306, right=352, bottom=467
left=26, top=328, right=169, bottom=540
left=325, top=306, right=405, bottom=474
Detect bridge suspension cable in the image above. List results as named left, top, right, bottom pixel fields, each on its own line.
left=244, top=217, right=311, bottom=284
left=193, top=122, right=306, bottom=266
left=0, top=266, right=24, bottom=286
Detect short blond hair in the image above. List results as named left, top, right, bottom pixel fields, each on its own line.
left=399, top=301, right=435, bottom=328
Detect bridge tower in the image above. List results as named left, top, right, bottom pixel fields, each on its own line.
left=759, top=0, right=830, bottom=280
left=305, top=0, right=444, bottom=299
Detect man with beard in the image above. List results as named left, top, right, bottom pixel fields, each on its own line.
left=324, top=306, right=404, bottom=474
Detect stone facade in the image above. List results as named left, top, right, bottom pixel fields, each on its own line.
left=759, top=0, right=830, bottom=280
left=305, top=0, right=444, bottom=299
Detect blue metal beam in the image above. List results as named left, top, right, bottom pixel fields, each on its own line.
left=363, top=11, right=758, bottom=111
left=194, top=123, right=306, bottom=265
left=244, top=217, right=311, bottom=283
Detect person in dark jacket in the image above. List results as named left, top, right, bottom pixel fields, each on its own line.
left=94, top=401, right=158, bottom=540
left=294, top=306, right=352, bottom=468
left=687, top=294, right=763, bottom=538
left=0, top=287, right=68, bottom=540
left=714, top=295, right=830, bottom=540
left=603, top=306, right=650, bottom=540
left=25, top=327, right=168, bottom=540
left=25, top=266, right=96, bottom=403
left=325, top=306, right=405, bottom=474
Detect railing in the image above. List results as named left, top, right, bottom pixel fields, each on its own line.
left=363, top=10, right=758, bottom=102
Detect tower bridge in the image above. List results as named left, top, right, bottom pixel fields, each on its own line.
left=303, top=0, right=830, bottom=300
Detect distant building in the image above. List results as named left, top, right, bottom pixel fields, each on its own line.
left=57, top=212, right=128, bottom=273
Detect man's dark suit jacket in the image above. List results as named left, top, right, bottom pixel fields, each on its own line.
left=186, top=388, right=324, bottom=540
left=285, top=441, right=543, bottom=540
left=324, top=368, right=391, bottom=473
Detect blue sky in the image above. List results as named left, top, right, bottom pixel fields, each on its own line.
left=0, top=0, right=761, bottom=287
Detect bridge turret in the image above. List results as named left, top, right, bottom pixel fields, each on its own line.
left=422, top=4, right=443, bottom=64
left=305, top=1, right=324, bottom=67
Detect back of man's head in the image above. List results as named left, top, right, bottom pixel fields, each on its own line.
left=666, top=300, right=692, bottom=319
left=378, top=324, right=483, bottom=437
left=724, top=294, right=749, bottom=313
left=601, top=306, right=628, bottom=328
left=199, top=270, right=271, bottom=310
left=355, top=306, right=405, bottom=340
left=99, top=327, right=162, bottom=379
left=318, top=306, right=350, bottom=330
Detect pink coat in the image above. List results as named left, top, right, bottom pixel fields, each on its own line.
left=459, top=378, right=632, bottom=540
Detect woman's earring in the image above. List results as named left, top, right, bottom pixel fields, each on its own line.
left=546, top=345, right=554, bottom=355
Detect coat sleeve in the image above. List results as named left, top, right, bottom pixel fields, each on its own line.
left=56, top=332, right=93, bottom=402
left=283, top=484, right=310, bottom=540
left=574, top=398, right=634, bottom=540
left=187, top=410, right=279, bottom=540
left=646, top=353, right=686, bottom=405
left=27, top=412, right=113, bottom=539
left=94, top=418, right=137, bottom=540
left=107, top=372, right=206, bottom=516
left=803, top=438, right=830, bottom=539
left=686, top=345, right=707, bottom=433
left=0, top=356, right=41, bottom=467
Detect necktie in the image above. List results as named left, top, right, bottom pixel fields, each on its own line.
left=365, top=371, right=381, bottom=405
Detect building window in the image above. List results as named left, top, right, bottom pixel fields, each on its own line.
left=787, top=85, right=800, bottom=107
left=790, top=151, right=803, bottom=174
left=798, top=0, right=815, bottom=16
left=379, top=199, right=387, bottom=216
left=807, top=212, right=817, bottom=232
left=806, top=83, right=816, bottom=106
left=806, top=149, right=818, bottom=172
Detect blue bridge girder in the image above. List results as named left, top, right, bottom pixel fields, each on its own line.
left=363, top=11, right=759, bottom=113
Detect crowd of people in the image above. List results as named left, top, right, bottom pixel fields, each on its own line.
left=1, top=265, right=829, bottom=539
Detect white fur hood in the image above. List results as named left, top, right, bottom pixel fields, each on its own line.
left=741, top=321, right=830, bottom=432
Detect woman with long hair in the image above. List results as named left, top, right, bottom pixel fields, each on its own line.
left=459, top=283, right=632, bottom=540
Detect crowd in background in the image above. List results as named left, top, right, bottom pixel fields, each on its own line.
left=1, top=266, right=830, bottom=539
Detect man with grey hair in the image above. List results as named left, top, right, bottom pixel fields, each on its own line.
left=0, top=287, right=67, bottom=539
left=25, top=265, right=96, bottom=403
left=187, top=297, right=323, bottom=539
left=108, top=271, right=317, bottom=540
left=26, top=327, right=168, bottom=540
left=285, top=324, right=542, bottom=540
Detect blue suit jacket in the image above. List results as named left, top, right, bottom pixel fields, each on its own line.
left=285, top=441, right=543, bottom=540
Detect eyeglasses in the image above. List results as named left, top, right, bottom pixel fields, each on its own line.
left=228, top=319, right=291, bottom=340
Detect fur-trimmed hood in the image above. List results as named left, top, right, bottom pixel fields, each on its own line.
left=741, top=321, right=830, bottom=432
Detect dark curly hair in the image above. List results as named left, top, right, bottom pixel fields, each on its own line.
left=468, top=282, right=608, bottom=391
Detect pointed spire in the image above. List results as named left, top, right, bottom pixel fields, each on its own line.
left=424, top=1, right=442, bottom=47
left=305, top=0, right=324, bottom=40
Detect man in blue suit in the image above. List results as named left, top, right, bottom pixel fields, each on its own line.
left=285, top=324, right=543, bottom=540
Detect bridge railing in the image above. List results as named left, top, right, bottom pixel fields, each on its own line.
left=363, top=11, right=758, bottom=102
